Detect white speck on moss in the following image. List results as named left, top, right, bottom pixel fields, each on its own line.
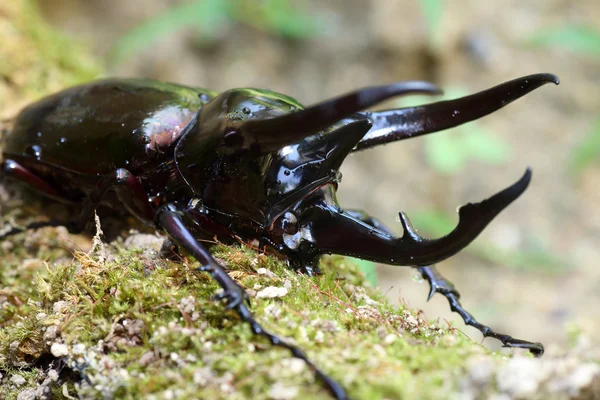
left=264, top=303, right=282, bottom=318
left=50, top=343, right=69, bottom=357
left=268, top=382, right=299, bottom=400
left=72, top=343, right=86, bottom=355
left=179, top=296, right=196, bottom=314
left=405, top=314, right=418, bottom=327
left=139, top=351, right=155, bottom=366
left=383, top=334, right=397, bottom=345
left=257, top=286, right=288, bottom=298
left=47, top=370, right=59, bottom=381
left=35, top=385, right=51, bottom=399
left=256, top=268, right=277, bottom=278
left=193, top=367, right=214, bottom=385
left=10, top=374, right=26, bottom=386
left=315, top=330, right=324, bottom=343
left=52, top=301, right=69, bottom=314
left=16, top=388, right=35, bottom=400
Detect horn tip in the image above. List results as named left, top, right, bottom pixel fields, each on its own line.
left=531, top=73, right=560, bottom=85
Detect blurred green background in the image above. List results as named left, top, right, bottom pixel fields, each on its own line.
left=5, top=0, right=600, bottom=353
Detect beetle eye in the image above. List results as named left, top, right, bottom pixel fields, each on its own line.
left=280, top=212, right=298, bottom=235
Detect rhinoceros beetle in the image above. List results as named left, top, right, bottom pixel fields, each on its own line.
left=0, top=73, right=559, bottom=399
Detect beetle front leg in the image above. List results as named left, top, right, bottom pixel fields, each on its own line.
left=155, top=203, right=348, bottom=400
left=0, top=159, right=81, bottom=238
left=345, top=209, right=544, bottom=356
left=417, top=266, right=544, bottom=355
left=80, top=168, right=155, bottom=228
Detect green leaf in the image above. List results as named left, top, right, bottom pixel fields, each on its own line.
left=567, top=117, right=600, bottom=177
left=110, top=0, right=322, bottom=65
left=424, top=133, right=465, bottom=174
left=350, top=258, right=378, bottom=287
left=462, top=126, right=510, bottom=165
left=259, top=0, right=321, bottom=38
left=525, top=25, right=600, bottom=56
left=416, top=86, right=511, bottom=174
left=410, top=211, right=568, bottom=272
left=410, top=210, right=455, bottom=237
left=419, top=0, right=444, bottom=48
left=109, top=0, right=232, bottom=65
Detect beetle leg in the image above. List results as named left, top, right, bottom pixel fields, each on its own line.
left=345, top=209, right=543, bottom=356
left=354, top=73, right=559, bottom=152
left=417, top=266, right=544, bottom=355
left=2, top=159, right=64, bottom=200
left=80, top=168, right=155, bottom=227
left=0, top=159, right=80, bottom=238
left=155, top=203, right=348, bottom=400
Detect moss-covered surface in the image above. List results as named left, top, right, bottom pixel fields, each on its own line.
left=0, top=228, right=599, bottom=400
left=0, top=1, right=599, bottom=399
left=0, top=234, right=476, bottom=399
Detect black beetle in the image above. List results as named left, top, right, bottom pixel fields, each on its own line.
left=0, top=73, right=559, bottom=399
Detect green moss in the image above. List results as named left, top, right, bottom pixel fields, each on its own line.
left=0, top=0, right=101, bottom=118
left=0, top=237, right=487, bottom=399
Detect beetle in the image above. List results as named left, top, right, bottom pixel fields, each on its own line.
left=0, top=73, right=558, bottom=399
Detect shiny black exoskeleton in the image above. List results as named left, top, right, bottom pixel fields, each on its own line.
left=1, top=73, right=559, bottom=399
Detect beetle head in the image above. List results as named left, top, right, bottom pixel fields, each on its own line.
left=175, top=83, right=441, bottom=224
left=264, top=74, right=559, bottom=263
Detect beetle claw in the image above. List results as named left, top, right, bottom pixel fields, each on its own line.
left=418, top=265, right=544, bottom=356
left=212, top=286, right=248, bottom=310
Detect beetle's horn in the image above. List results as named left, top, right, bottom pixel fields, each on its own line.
left=234, top=81, right=442, bottom=152
left=302, top=169, right=531, bottom=266
left=354, top=73, right=559, bottom=151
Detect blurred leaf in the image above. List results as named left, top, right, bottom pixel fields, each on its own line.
left=472, top=242, right=568, bottom=273
left=567, top=117, right=600, bottom=177
left=110, top=0, right=321, bottom=65
left=258, top=0, right=322, bottom=38
left=424, top=133, right=465, bottom=174
left=424, top=128, right=509, bottom=175
left=419, top=0, right=444, bottom=48
left=410, top=210, right=455, bottom=236
left=410, top=210, right=568, bottom=272
left=525, top=25, right=600, bottom=56
left=351, top=258, right=378, bottom=287
left=462, top=124, right=510, bottom=164
left=110, top=0, right=231, bottom=64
